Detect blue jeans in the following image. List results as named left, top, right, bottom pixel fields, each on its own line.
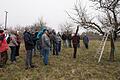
left=58, top=41, right=61, bottom=52
left=26, top=49, right=32, bottom=67
left=42, top=48, right=50, bottom=65
left=55, top=43, right=59, bottom=55
left=10, top=46, right=16, bottom=62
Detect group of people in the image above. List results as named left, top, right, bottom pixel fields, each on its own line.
left=23, top=27, right=62, bottom=69
left=0, top=27, right=89, bottom=69
left=0, top=29, right=21, bottom=68
left=23, top=28, right=89, bottom=69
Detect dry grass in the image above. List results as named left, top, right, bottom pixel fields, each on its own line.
left=0, top=40, right=120, bottom=80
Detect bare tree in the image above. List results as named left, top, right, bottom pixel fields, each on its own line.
left=33, top=17, right=47, bottom=32
left=59, top=21, right=74, bottom=34
left=67, top=0, right=120, bottom=61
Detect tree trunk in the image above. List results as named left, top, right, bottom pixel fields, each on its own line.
left=109, top=32, right=115, bottom=61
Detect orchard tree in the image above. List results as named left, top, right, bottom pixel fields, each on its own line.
left=33, top=17, right=47, bottom=31
left=67, top=0, right=120, bottom=61
left=59, top=21, right=74, bottom=34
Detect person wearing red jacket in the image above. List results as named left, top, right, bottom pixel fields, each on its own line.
left=0, top=30, right=9, bottom=68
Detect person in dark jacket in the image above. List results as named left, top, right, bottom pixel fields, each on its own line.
left=72, top=33, right=79, bottom=58
left=57, top=32, right=62, bottom=54
left=31, top=32, right=37, bottom=56
left=23, top=27, right=35, bottom=69
left=62, top=32, right=67, bottom=48
left=50, top=30, right=58, bottom=55
left=83, top=34, right=89, bottom=49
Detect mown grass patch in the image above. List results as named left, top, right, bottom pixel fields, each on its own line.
left=0, top=40, right=120, bottom=80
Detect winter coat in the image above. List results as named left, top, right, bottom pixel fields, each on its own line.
left=0, top=32, right=8, bottom=53
left=83, top=35, right=89, bottom=44
left=62, top=34, right=67, bottom=40
left=16, top=34, right=21, bottom=44
left=9, top=34, right=18, bottom=47
left=72, top=34, right=79, bottom=47
left=41, top=33, right=50, bottom=49
left=23, top=31, right=34, bottom=50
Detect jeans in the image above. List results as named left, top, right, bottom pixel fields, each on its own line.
left=36, top=40, right=40, bottom=50
left=58, top=41, right=61, bottom=52
left=52, top=42, right=56, bottom=55
left=42, top=48, right=50, bottom=65
left=26, top=49, right=32, bottom=67
left=39, top=45, right=43, bottom=57
left=10, top=46, right=16, bottom=62
left=55, top=43, right=59, bottom=55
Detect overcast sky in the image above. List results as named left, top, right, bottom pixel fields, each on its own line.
left=0, top=0, right=90, bottom=31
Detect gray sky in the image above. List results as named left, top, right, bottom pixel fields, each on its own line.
left=0, top=0, right=90, bottom=31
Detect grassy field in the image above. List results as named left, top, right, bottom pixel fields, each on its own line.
left=0, top=40, right=120, bottom=80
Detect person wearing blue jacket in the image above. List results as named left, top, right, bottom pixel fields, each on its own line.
left=83, top=34, right=89, bottom=49
left=37, top=28, right=47, bottom=57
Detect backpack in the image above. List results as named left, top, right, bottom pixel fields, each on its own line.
left=0, top=35, right=4, bottom=46
left=6, top=35, right=11, bottom=44
left=0, top=35, right=4, bottom=41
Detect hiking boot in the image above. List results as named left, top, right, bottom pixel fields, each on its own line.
left=30, top=65, right=36, bottom=68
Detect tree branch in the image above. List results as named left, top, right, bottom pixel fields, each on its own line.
left=66, top=11, right=81, bottom=24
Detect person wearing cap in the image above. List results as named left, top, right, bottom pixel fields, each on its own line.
left=41, top=30, right=50, bottom=65
left=0, top=29, right=9, bottom=68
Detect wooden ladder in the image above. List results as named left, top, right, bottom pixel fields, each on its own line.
left=95, top=32, right=109, bottom=63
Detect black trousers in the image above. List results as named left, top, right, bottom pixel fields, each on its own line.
left=84, top=43, right=88, bottom=49
left=16, top=45, right=20, bottom=56
left=73, top=46, right=77, bottom=58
